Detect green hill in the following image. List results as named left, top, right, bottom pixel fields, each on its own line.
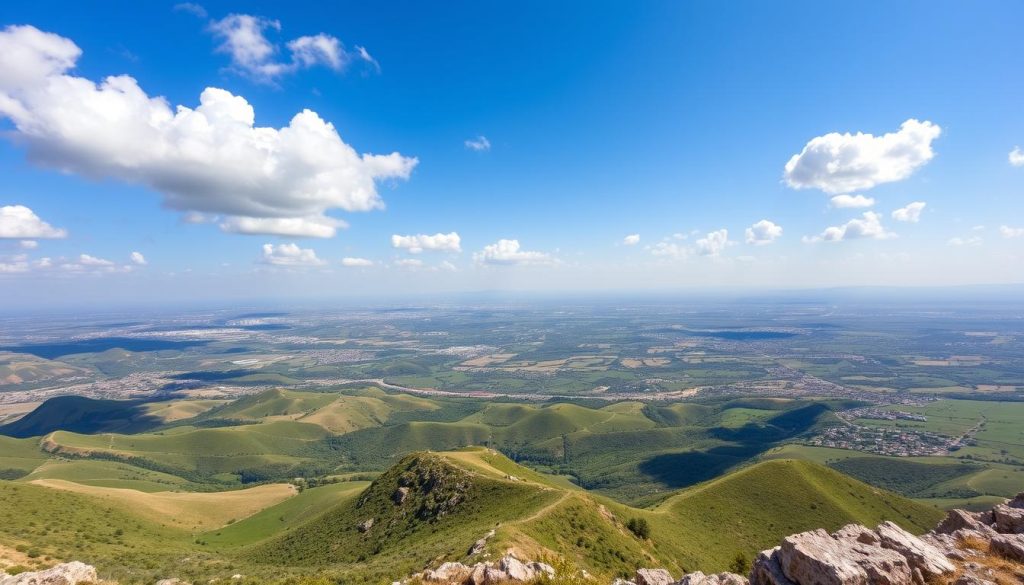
left=249, top=449, right=942, bottom=582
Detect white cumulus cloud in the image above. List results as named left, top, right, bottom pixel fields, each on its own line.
left=130, top=251, right=147, bottom=265
left=695, top=229, right=730, bottom=256
left=0, top=205, right=67, bottom=239
left=394, top=258, right=424, bottom=268
left=341, top=257, right=373, bottom=267
left=464, top=136, right=491, bottom=151
left=260, top=243, right=325, bottom=266
left=19, top=240, right=38, bottom=249
left=1010, top=147, right=1024, bottom=168
left=745, top=220, right=783, bottom=246
left=829, top=194, right=875, bottom=209
left=208, top=15, right=373, bottom=82
left=1000, top=225, right=1024, bottom=238
left=623, top=234, right=640, bottom=246
left=473, top=239, right=554, bottom=266
left=784, top=119, right=941, bottom=194
left=391, top=232, right=461, bottom=254
left=891, top=201, right=926, bottom=223
left=803, top=211, right=893, bottom=243
left=0, top=25, right=416, bottom=238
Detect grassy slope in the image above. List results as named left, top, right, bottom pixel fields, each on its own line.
left=0, top=436, right=49, bottom=478
left=27, top=479, right=296, bottom=531
left=646, top=459, right=943, bottom=572
left=200, top=481, right=371, bottom=548
left=0, top=480, right=198, bottom=584
left=250, top=450, right=942, bottom=581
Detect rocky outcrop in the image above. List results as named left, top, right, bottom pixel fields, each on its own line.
left=990, top=533, right=1024, bottom=563
left=748, top=493, right=1024, bottom=585
left=416, top=554, right=555, bottom=584
left=0, top=562, right=98, bottom=585
left=677, top=571, right=748, bottom=585
left=635, top=568, right=675, bottom=585
left=749, top=522, right=953, bottom=585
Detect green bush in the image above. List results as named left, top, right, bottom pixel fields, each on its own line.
left=625, top=517, right=650, bottom=539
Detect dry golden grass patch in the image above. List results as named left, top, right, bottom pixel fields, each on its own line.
left=30, top=479, right=296, bottom=531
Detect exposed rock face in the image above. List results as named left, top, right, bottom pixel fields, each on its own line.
left=154, top=579, right=191, bottom=585
left=992, top=503, right=1024, bottom=534
left=677, top=570, right=749, bottom=585
left=416, top=554, right=554, bottom=584
left=990, top=533, right=1024, bottom=563
left=468, top=529, right=496, bottom=555
left=635, top=568, right=675, bottom=585
left=750, top=522, right=952, bottom=585
left=0, top=562, right=98, bottom=585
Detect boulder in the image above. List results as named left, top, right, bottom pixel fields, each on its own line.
left=469, top=529, right=496, bottom=555
left=393, top=487, right=411, bottom=505
left=874, top=521, right=955, bottom=578
left=782, top=528, right=913, bottom=585
left=1008, top=492, right=1024, bottom=509
left=990, top=533, right=1024, bottom=562
left=992, top=504, right=1024, bottom=533
left=677, top=571, right=749, bottom=585
left=422, top=562, right=472, bottom=583
left=498, top=556, right=533, bottom=582
left=527, top=561, right=555, bottom=580
left=358, top=518, right=375, bottom=533
left=155, top=580, right=191, bottom=585
left=750, top=547, right=795, bottom=585
left=634, top=568, right=675, bottom=585
left=611, top=579, right=637, bottom=585
left=933, top=509, right=995, bottom=536
left=0, top=562, right=98, bottom=585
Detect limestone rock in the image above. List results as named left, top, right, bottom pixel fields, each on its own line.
left=750, top=547, right=795, bottom=585
left=393, top=487, right=411, bottom=505
left=677, top=571, right=749, bottom=585
left=611, top=579, right=637, bottom=585
left=156, top=580, right=191, bottom=585
left=990, top=533, right=1024, bottom=562
left=358, top=518, right=375, bottom=533
left=874, top=520, right=955, bottom=578
left=469, top=529, right=496, bottom=555
left=933, top=509, right=995, bottom=536
left=992, top=503, right=1024, bottom=534
left=1008, top=492, right=1024, bottom=509
left=0, top=562, right=98, bottom=585
left=634, top=568, right=674, bottom=585
left=422, top=562, right=472, bottom=583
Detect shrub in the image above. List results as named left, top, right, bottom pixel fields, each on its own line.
left=625, top=517, right=650, bottom=539
left=729, top=552, right=750, bottom=575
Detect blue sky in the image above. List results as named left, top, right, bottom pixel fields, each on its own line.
left=1, top=1, right=1023, bottom=306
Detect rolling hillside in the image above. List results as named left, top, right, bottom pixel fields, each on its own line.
left=248, top=449, right=942, bottom=582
